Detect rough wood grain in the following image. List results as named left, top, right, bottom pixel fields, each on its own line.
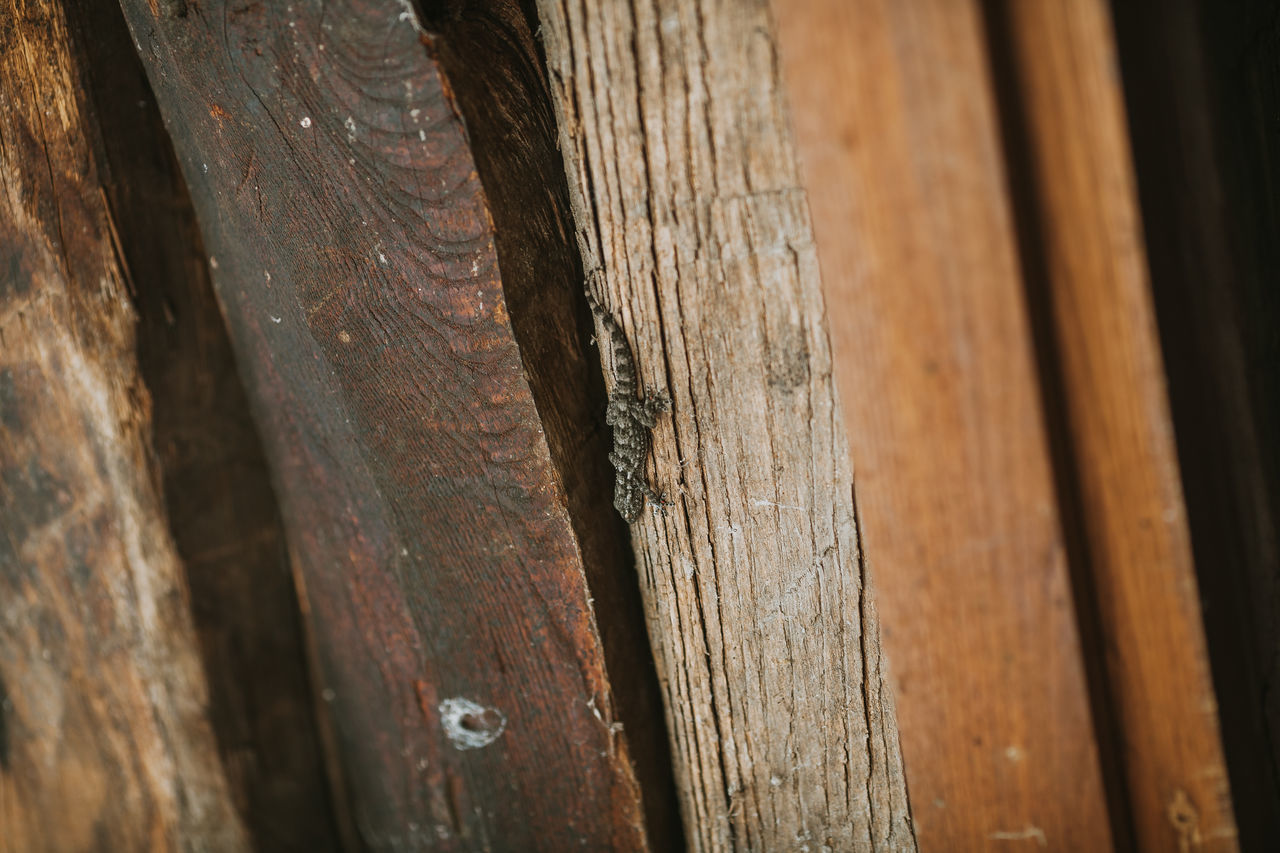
left=115, top=0, right=650, bottom=848
left=0, top=0, right=248, bottom=848
left=58, top=0, right=342, bottom=845
left=771, top=0, right=1117, bottom=848
left=990, top=1, right=1238, bottom=847
left=1112, top=2, right=1280, bottom=846
left=535, top=1, right=915, bottom=849
left=420, top=2, right=682, bottom=845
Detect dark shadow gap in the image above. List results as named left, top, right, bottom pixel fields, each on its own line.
left=60, top=2, right=344, bottom=849
left=977, top=3, right=1137, bottom=849
left=415, top=1, right=684, bottom=848
left=1109, top=1, right=1280, bottom=846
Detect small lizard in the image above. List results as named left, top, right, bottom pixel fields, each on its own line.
left=586, top=276, right=670, bottom=523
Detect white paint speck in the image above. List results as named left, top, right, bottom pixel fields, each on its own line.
left=418, top=129, right=426, bottom=141
left=270, top=315, right=282, bottom=324
left=410, top=108, right=421, bottom=120
left=1004, top=745, right=1024, bottom=763
left=439, top=697, right=506, bottom=750
left=201, top=162, right=208, bottom=173
left=300, top=116, right=312, bottom=128
left=209, top=256, right=218, bottom=269
left=751, top=498, right=808, bottom=512
left=394, top=0, right=425, bottom=32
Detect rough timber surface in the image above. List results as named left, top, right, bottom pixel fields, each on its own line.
left=59, top=1, right=341, bottom=845
left=535, top=1, right=916, bottom=849
left=0, top=0, right=247, bottom=848
left=115, top=0, right=649, bottom=848
left=771, top=0, right=1115, bottom=848
left=420, top=1, right=682, bottom=845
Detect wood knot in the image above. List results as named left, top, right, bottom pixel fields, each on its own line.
left=1166, top=789, right=1201, bottom=851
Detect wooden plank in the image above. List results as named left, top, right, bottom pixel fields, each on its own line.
left=114, top=0, right=651, bottom=848
left=990, top=1, right=1238, bottom=848
left=0, top=0, right=248, bottom=848
left=1111, top=2, right=1280, bottom=846
left=59, top=0, right=342, bottom=845
left=770, top=0, right=1116, bottom=847
left=420, top=2, right=682, bottom=846
left=535, top=1, right=915, bottom=849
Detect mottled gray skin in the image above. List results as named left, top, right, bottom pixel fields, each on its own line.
left=587, top=289, right=670, bottom=523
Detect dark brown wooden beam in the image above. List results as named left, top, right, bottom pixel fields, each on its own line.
left=113, top=0, right=652, bottom=848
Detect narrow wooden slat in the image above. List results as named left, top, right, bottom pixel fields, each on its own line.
left=535, top=0, right=915, bottom=849
left=115, top=0, right=650, bottom=847
left=0, top=0, right=247, bottom=848
left=991, top=1, right=1238, bottom=847
left=771, top=0, right=1115, bottom=847
left=1111, top=2, right=1280, bottom=845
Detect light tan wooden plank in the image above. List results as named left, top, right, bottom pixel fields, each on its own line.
left=997, top=1, right=1237, bottom=847
left=535, top=0, right=915, bottom=848
left=771, top=0, right=1115, bottom=847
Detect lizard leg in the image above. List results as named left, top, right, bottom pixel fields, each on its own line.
left=638, top=390, right=671, bottom=428
left=640, top=479, right=672, bottom=515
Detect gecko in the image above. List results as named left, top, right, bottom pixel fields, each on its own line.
left=585, top=275, right=670, bottom=523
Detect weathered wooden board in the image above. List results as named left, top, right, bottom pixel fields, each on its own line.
left=771, top=0, right=1117, bottom=847
left=535, top=0, right=915, bottom=849
left=115, top=0, right=651, bottom=848
left=1112, top=1, right=1280, bottom=846
left=991, top=0, right=1238, bottom=847
left=57, top=0, right=341, bottom=845
left=0, top=0, right=247, bottom=848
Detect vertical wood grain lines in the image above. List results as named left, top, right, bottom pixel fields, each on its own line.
left=537, top=1, right=915, bottom=849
